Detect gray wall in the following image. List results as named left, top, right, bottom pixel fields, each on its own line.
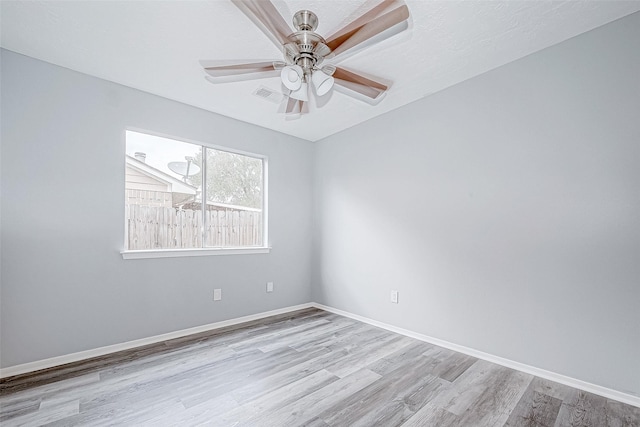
left=312, top=13, right=640, bottom=397
left=2, top=12, right=639, bottom=398
left=1, top=50, right=314, bottom=368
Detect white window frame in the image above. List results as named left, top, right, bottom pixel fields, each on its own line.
left=121, top=128, right=269, bottom=259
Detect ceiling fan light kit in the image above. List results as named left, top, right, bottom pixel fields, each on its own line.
left=311, top=69, right=334, bottom=96
left=281, top=64, right=304, bottom=90
left=290, top=81, right=309, bottom=102
left=201, top=0, right=411, bottom=116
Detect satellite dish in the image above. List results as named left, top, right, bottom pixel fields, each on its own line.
left=168, top=157, right=200, bottom=182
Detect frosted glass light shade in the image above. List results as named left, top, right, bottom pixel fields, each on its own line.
left=280, top=65, right=303, bottom=91
left=289, top=82, right=309, bottom=102
left=312, top=70, right=334, bottom=96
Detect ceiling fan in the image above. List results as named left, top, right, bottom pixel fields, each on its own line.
left=200, top=0, right=410, bottom=116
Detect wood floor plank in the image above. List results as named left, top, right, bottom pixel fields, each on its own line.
left=324, top=334, right=415, bottom=378
left=422, top=344, right=458, bottom=363
left=554, top=389, right=608, bottom=427
left=1, top=309, right=638, bottom=427
left=136, top=394, right=238, bottom=427
left=455, top=365, right=532, bottom=426
left=605, top=399, right=640, bottom=427
left=75, top=348, right=269, bottom=411
left=400, top=406, right=461, bottom=427
left=318, top=356, right=449, bottom=426
left=97, top=344, right=238, bottom=383
left=367, top=340, right=435, bottom=376
left=299, top=417, right=331, bottom=427
left=211, top=369, right=339, bottom=426
left=288, top=321, right=369, bottom=352
left=229, top=360, right=336, bottom=405
left=0, top=372, right=101, bottom=409
left=179, top=347, right=331, bottom=409
left=504, top=382, right=563, bottom=427
left=227, top=318, right=331, bottom=352
left=432, top=352, right=478, bottom=382
left=321, top=323, right=394, bottom=354
left=55, top=396, right=185, bottom=427
left=0, top=397, right=40, bottom=422
left=27, top=347, right=240, bottom=421
left=426, top=359, right=506, bottom=415
left=256, top=316, right=357, bottom=353
left=4, top=399, right=79, bottom=427
left=241, top=368, right=381, bottom=427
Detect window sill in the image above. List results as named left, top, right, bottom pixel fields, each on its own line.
left=121, top=247, right=271, bottom=260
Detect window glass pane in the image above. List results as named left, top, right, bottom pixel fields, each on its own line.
left=125, top=131, right=202, bottom=250
left=203, top=149, right=264, bottom=247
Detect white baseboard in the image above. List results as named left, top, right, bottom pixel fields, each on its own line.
left=0, top=303, right=314, bottom=379
left=311, top=303, right=640, bottom=408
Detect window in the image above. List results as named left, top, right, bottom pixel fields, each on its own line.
left=123, top=130, right=267, bottom=257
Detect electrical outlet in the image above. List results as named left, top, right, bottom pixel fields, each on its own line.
left=266, top=282, right=274, bottom=293
left=213, top=288, right=222, bottom=301
left=390, top=290, right=399, bottom=304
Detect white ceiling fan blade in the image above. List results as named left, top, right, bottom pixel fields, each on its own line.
left=326, top=2, right=409, bottom=59
left=333, top=67, right=389, bottom=105
left=326, top=0, right=400, bottom=42
left=200, top=60, right=280, bottom=83
left=231, top=0, right=292, bottom=50
left=279, top=96, right=307, bottom=119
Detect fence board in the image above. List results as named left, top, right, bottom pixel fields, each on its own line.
left=126, top=204, right=262, bottom=250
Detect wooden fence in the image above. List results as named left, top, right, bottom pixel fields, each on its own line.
left=125, top=204, right=263, bottom=250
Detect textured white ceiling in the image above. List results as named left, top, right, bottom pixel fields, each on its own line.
left=2, top=1, right=639, bottom=142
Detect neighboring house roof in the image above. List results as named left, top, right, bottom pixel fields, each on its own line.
left=126, top=155, right=197, bottom=195
left=195, top=200, right=262, bottom=213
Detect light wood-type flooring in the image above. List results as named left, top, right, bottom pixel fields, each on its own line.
left=1, top=308, right=638, bottom=426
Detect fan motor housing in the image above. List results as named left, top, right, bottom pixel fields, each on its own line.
left=289, top=31, right=325, bottom=53
left=286, top=11, right=331, bottom=72
left=292, top=10, right=318, bottom=31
